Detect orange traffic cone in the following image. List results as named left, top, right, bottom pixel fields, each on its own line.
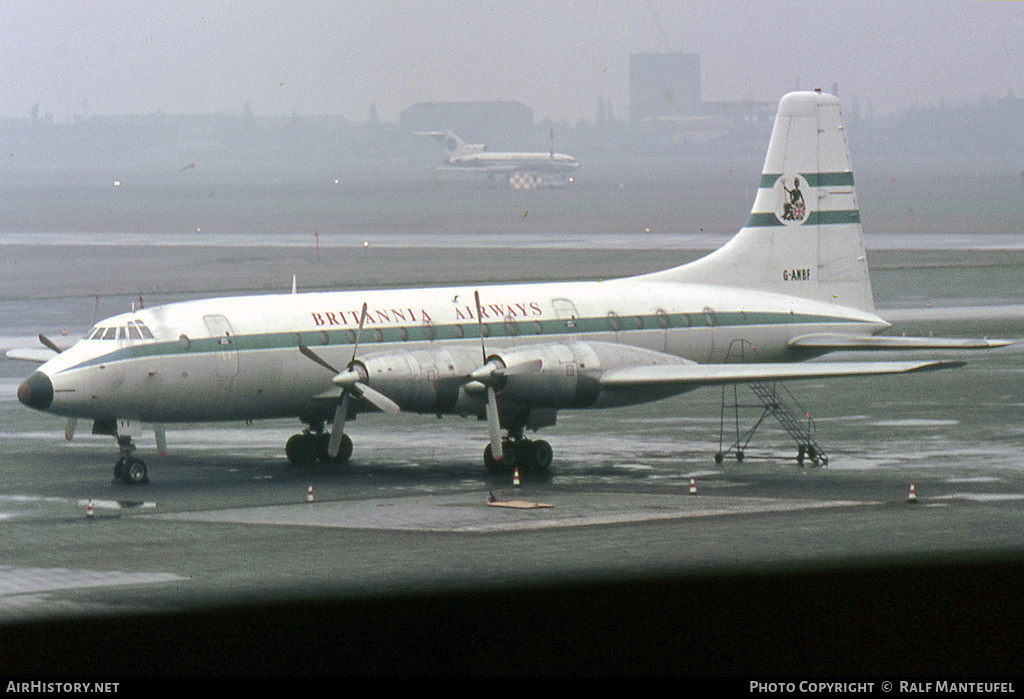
left=689, top=477, right=697, bottom=495
left=908, top=483, right=917, bottom=503
left=513, top=467, right=521, bottom=487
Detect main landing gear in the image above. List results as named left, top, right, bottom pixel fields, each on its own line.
left=113, top=435, right=148, bottom=485
left=483, top=435, right=553, bottom=475
left=285, top=425, right=353, bottom=466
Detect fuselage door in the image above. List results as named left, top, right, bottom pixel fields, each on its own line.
left=551, top=298, right=583, bottom=338
left=203, top=314, right=239, bottom=377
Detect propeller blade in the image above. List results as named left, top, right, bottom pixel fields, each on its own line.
left=485, top=386, right=502, bottom=460
left=298, top=343, right=340, bottom=374
left=39, top=334, right=63, bottom=354
left=354, top=382, right=401, bottom=415
left=474, top=290, right=487, bottom=363
left=331, top=368, right=400, bottom=414
left=350, top=302, right=368, bottom=365
left=155, top=424, right=167, bottom=456
left=470, top=357, right=543, bottom=384
left=502, top=358, right=543, bottom=376
left=64, top=418, right=77, bottom=441
left=328, top=393, right=351, bottom=457
left=474, top=289, right=505, bottom=461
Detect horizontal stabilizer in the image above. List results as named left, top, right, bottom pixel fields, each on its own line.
left=599, top=360, right=962, bottom=390
left=5, top=348, right=56, bottom=364
left=881, top=304, right=1024, bottom=324
left=789, top=334, right=1012, bottom=351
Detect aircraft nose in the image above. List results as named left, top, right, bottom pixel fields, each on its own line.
left=17, top=371, right=54, bottom=411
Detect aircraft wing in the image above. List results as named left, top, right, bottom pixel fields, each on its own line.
left=789, top=334, right=1012, bottom=351
left=5, top=348, right=56, bottom=363
left=598, top=359, right=961, bottom=390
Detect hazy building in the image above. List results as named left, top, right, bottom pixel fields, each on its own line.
left=630, top=52, right=701, bottom=125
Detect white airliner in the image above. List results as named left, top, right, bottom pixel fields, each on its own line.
left=12, top=90, right=1007, bottom=484
left=417, top=130, right=580, bottom=185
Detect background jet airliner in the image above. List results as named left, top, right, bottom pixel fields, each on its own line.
left=417, top=129, right=580, bottom=185
left=12, top=90, right=1007, bottom=484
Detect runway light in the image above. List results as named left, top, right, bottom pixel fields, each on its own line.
left=363, top=241, right=369, bottom=248
left=306, top=484, right=314, bottom=502
left=113, top=181, right=121, bottom=187
left=689, top=477, right=697, bottom=495
left=908, top=483, right=917, bottom=503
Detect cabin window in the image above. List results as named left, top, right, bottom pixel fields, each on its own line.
left=373, top=329, right=384, bottom=342
left=318, top=331, right=330, bottom=345
left=607, top=312, right=620, bottom=331
left=635, top=316, right=644, bottom=330
left=480, top=323, right=491, bottom=338
left=454, top=325, right=465, bottom=339
left=504, top=317, right=517, bottom=336
left=656, top=310, right=669, bottom=329
left=533, top=321, right=543, bottom=335
left=346, top=329, right=357, bottom=344
left=179, top=335, right=191, bottom=350
left=424, top=323, right=435, bottom=341
left=399, top=327, right=409, bottom=341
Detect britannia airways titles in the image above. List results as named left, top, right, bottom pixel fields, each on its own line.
left=309, top=300, right=545, bottom=328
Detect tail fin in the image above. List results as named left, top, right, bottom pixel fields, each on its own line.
left=647, top=90, right=875, bottom=314
left=415, top=131, right=484, bottom=159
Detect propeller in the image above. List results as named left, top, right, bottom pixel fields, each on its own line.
left=298, top=302, right=400, bottom=458
left=38, top=334, right=64, bottom=354
left=473, top=291, right=504, bottom=462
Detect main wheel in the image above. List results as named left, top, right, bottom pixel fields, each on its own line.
left=286, top=434, right=317, bottom=465
left=483, top=443, right=516, bottom=474
left=318, top=433, right=353, bottom=464
left=528, top=439, right=553, bottom=472
left=123, top=457, right=148, bottom=485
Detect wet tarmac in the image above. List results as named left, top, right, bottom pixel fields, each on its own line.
left=2, top=176, right=1024, bottom=675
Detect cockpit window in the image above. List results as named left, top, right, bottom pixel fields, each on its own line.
left=88, top=321, right=155, bottom=341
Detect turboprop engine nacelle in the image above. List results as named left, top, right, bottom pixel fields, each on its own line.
left=483, top=341, right=694, bottom=409
left=357, top=346, right=483, bottom=413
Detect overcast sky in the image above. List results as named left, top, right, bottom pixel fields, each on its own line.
left=3, top=1, right=1023, bottom=123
